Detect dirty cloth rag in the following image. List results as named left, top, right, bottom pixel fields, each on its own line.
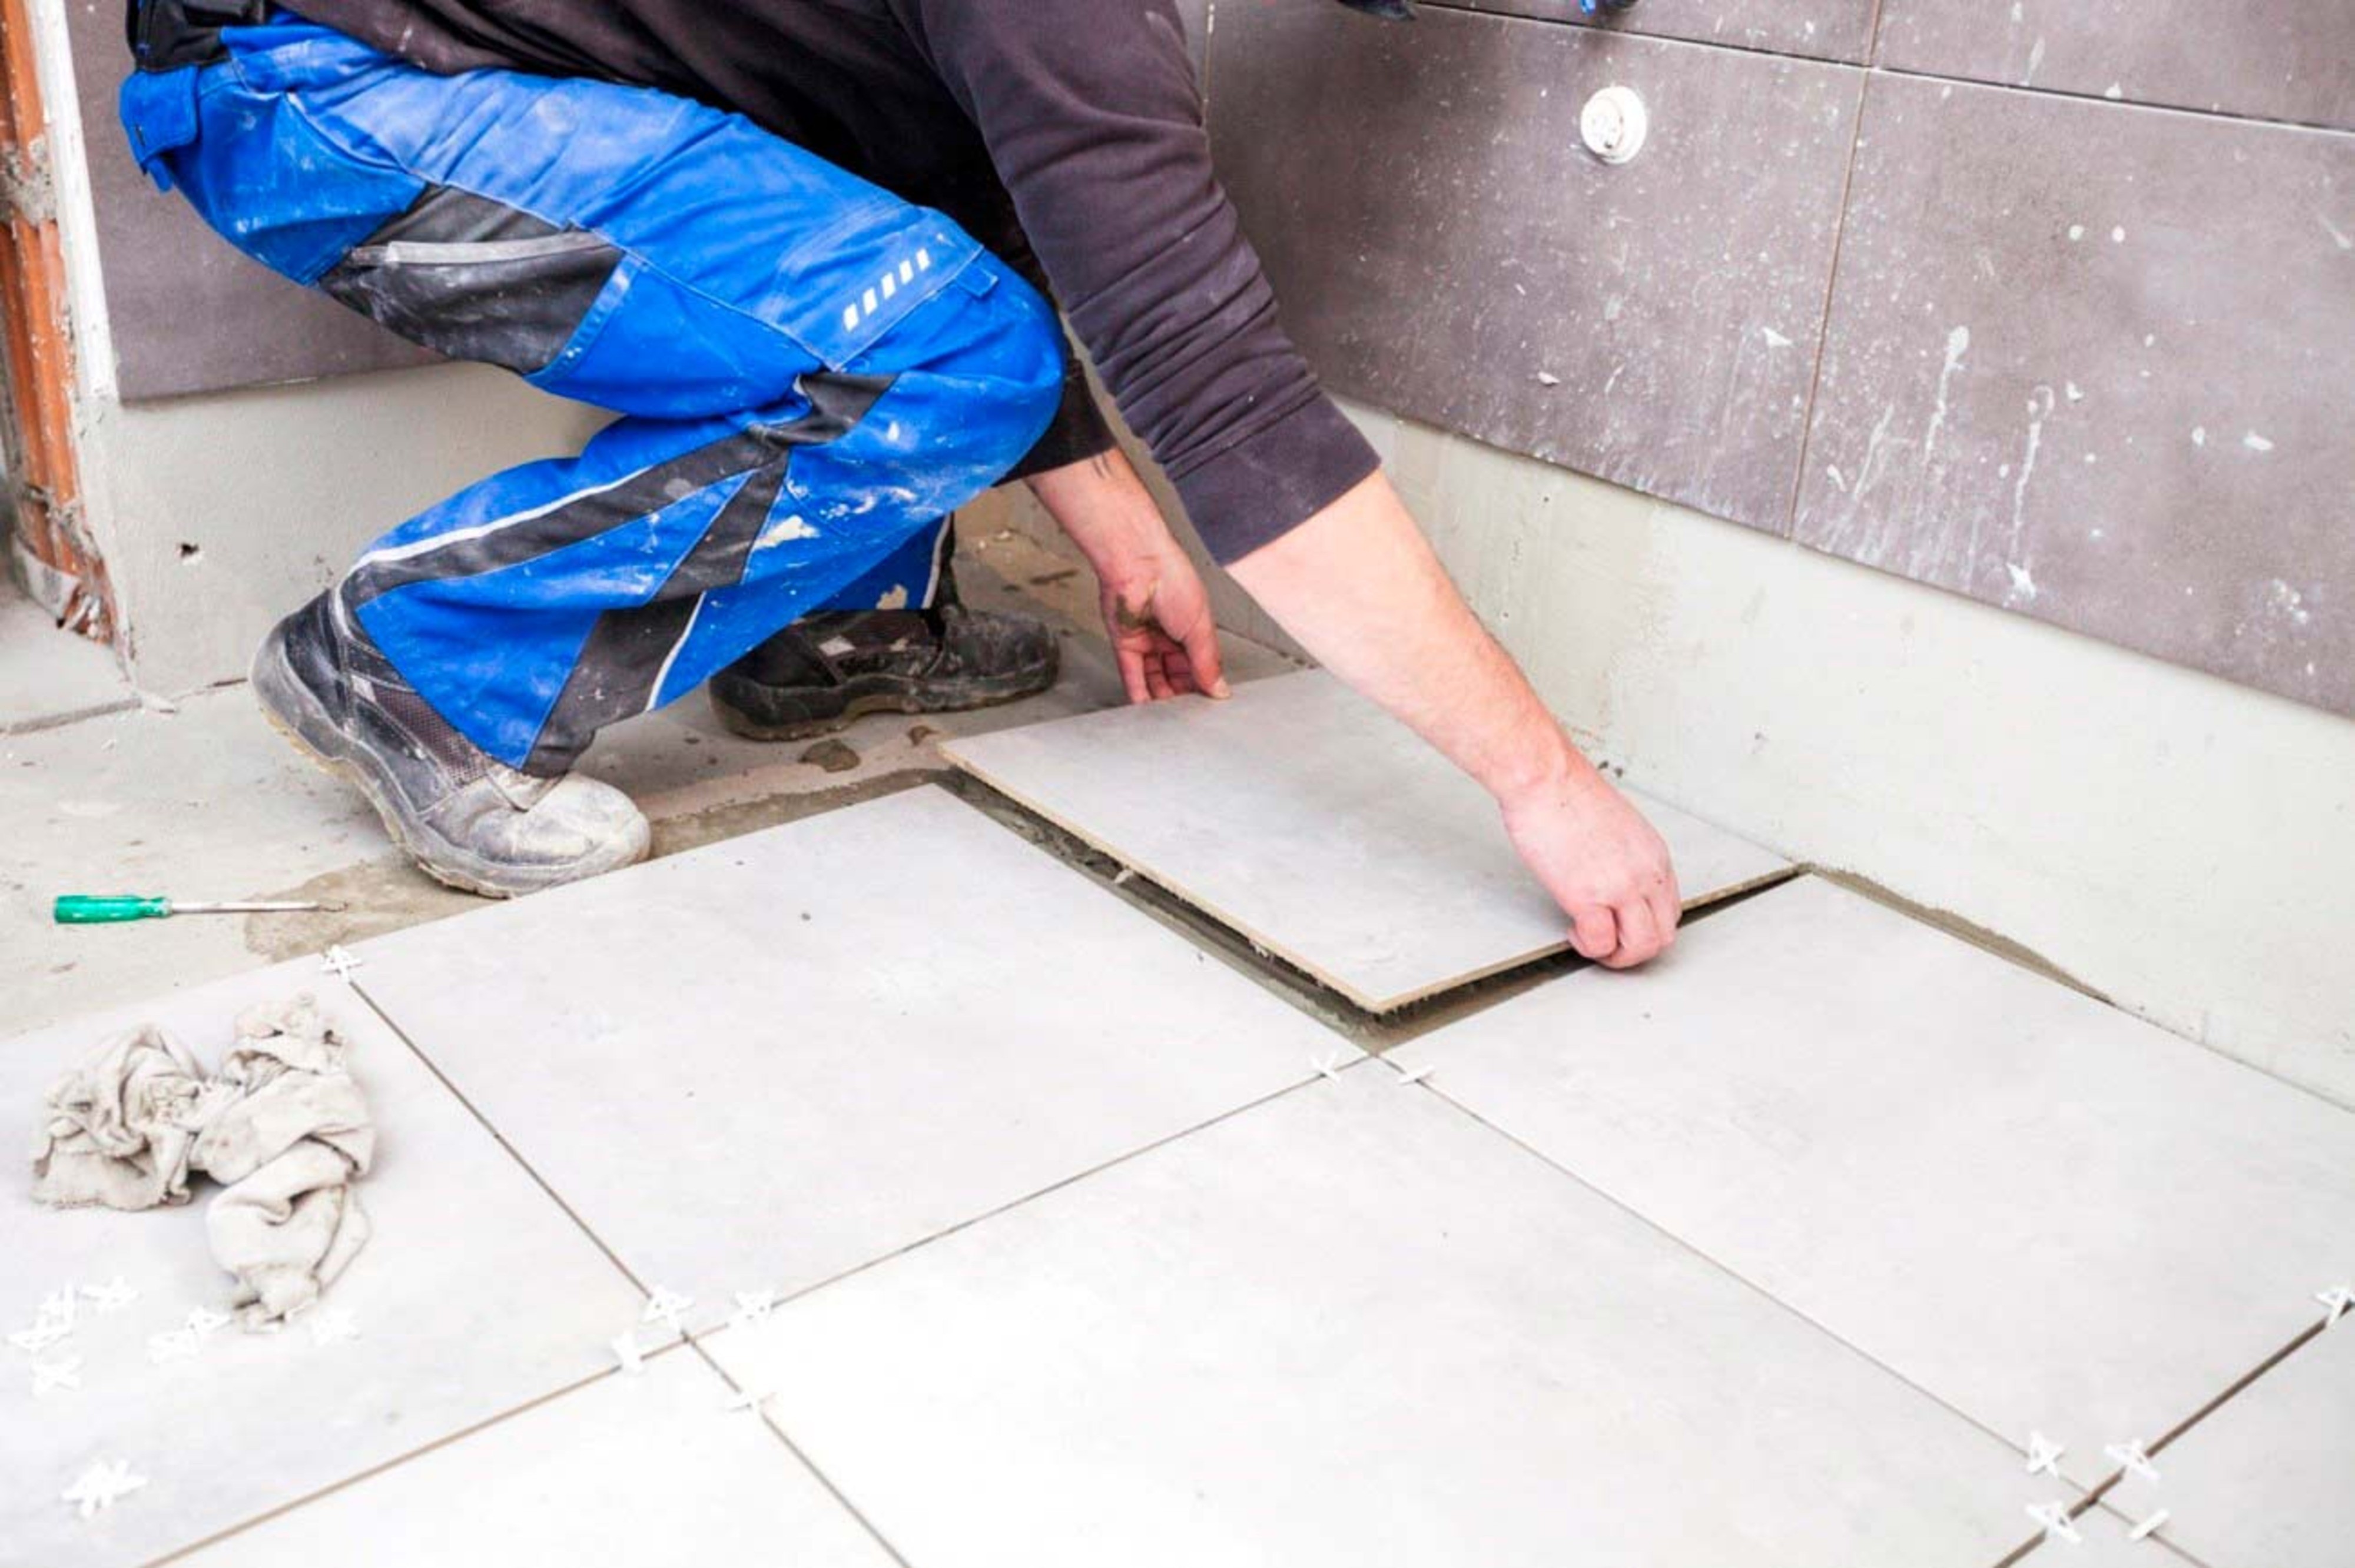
left=31, top=995, right=376, bottom=1326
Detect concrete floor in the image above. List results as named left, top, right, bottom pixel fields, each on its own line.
left=0, top=532, right=1302, bottom=1035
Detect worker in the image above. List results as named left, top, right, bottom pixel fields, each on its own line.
left=117, top=0, right=1682, bottom=969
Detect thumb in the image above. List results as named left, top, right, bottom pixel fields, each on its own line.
left=1183, top=613, right=1231, bottom=698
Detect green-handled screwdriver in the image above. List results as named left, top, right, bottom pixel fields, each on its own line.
left=54, top=895, right=348, bottom=925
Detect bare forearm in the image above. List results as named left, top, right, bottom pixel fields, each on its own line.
left=1226, top=472, right=1588, bottom=807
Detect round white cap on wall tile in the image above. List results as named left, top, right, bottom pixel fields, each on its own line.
left=1580, top=85, right=1650, bottom=164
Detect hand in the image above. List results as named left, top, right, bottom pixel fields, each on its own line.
left=1024, top=449, right=1232, bottom=706
left=1500, top=763, right=1681, bottom=969
left=1101, top=546, right=1230, bottom=704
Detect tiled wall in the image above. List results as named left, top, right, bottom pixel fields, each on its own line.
left=59, top=0, right=2354, bottom=712
left=1211, top=0, right=2355, bottom=717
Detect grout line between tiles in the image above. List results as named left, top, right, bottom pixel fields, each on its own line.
left=1782, top=63, right=1875, bottom=533
left=136, top=1354, right=684, bottom=1567
left=1405, top=1075, right=2087, bottom=1475
left=681, top=1067, right=1351, bottom=1338
left=1412, top=0, right=2355, bottom=138
left=1412, top=1072, right=2352, bottom=1567
left=346, top=974, right=658, bottom=1298
left=682, top=1335, right=919, bottom=1568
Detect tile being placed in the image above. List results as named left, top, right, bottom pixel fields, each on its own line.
left=940, top=670, right=1789, bottom=1011
left=2099, top=1314, right=2355, bottom=1568
left=171, top=1350, right=893, bottom=1568
left=710, top=1068, right=2039, bottom=1568
left=0, top=964, right=646, bottom=1568
left=351, top=786, right=1345, bottom=1332
left=1392, top=876, right=2355, bottom=1490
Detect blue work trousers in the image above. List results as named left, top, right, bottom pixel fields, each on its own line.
left=120, top=16, right=1062, bottom=772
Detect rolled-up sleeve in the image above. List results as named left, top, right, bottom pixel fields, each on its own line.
left=895, top=0, right=1378, bottom=562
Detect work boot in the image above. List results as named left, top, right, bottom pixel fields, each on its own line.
left=708, top=564, right=1059, bottom=742
left=250, top=593, right=651, bottom=899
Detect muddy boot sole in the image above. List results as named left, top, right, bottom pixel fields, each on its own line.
left=709, top=645, right=1059, bottom=743
left=251, top=633, right=650, bottom=899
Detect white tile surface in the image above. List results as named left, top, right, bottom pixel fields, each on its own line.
left=940, top=669, right=1790, bottom=1011
left=1394, top=875, right=2355, bottom=1489
left=171, top=1350, right=893, bottom=1567
left=0, top=964, right=647, bottom=1568
left=2101, top=1317, right=2355, bottom=1568
left=351, top=786, right=1348, bottom=1332
left=711, top=1068, right=2039, bottom=1568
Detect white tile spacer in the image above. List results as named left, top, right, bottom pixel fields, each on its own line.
left=146, top=1329, right=200, bottom=1366
left=610, top=1330, right=645, bottom=1374
left=729, top=1289, right=780, bottom=1328
left=1312, top=1054, right=1352, bottom=1082
left=2024, top=1431, right=2066, bottom=1477
left=62, top=1459, right=148, bottom=1520
left=307, top=1307, right=361, bottom=1347
left=1392, top=1063, right=1435, bottom=1087
left=2025, top=1502, right=2084, bottom=1546
left=31, top=1356, right=82, bottom=1397
left=320, top=945, right=364, bottom=981
left=2316, top=1285, right=2354, bottom=1327
left=37, top=1287, right=79, bottom=1331
left=184, top=1307, right=231, bottom=1338
left=642, top=1287, right=694, bottom=1329
left=722, top=1386, right=775, bottom=1413
left=2127, top=1509, right=2171, bottom=1542
left=8, top=1320, right=72, bottom=1356
left=80, top=1278, right=138, bottom=1314
left=2104, top=1439, right=2160, bottom=1484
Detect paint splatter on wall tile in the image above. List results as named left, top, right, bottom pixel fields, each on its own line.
left=1795, top=75, right=2355, bottom=717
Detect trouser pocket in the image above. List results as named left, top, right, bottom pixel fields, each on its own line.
left=319, top=187, right=625, bottom=376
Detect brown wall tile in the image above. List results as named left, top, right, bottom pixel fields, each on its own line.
left=65, top=0, right=433, bottom=403
left=1877, top=0, right=2355, bottom=131
left=1212, top=0, right=1862, bottom=532
left=1439, top=0, right=1880, bottom=65
left=1796, top=75, right=2355, bottom=716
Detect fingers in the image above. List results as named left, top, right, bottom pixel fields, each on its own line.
left=1115, top=642, right=1150, bottom=706
left=1181, top=614, right=1231, bottom=699
left=1605, top=898, right=1661, bottom=971
left=1649, top=882, right=1681, bottom=954
left=1567, top=904, right=1619, bottom=962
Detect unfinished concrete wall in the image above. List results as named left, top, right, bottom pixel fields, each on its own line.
left=1211, top=0, right=2355, bottom=719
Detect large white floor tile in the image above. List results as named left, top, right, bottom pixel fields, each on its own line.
left=711, top=1068, right=2039, bottom=1568
left=1393, top=875, right=2355, bottom=1489
left=940, top=669, right=1790, bottom=1011
left=1, top=965, right=646, bottom=1568
left=351, top=786, right=1345, bottom=1332
left=2100, top=1317, right=2355, bottom=1568
left=171, top=1349, right=893, bottom=1567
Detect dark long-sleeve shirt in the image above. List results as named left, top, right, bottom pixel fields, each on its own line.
left=273, top=0, right=1380, bottom=562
